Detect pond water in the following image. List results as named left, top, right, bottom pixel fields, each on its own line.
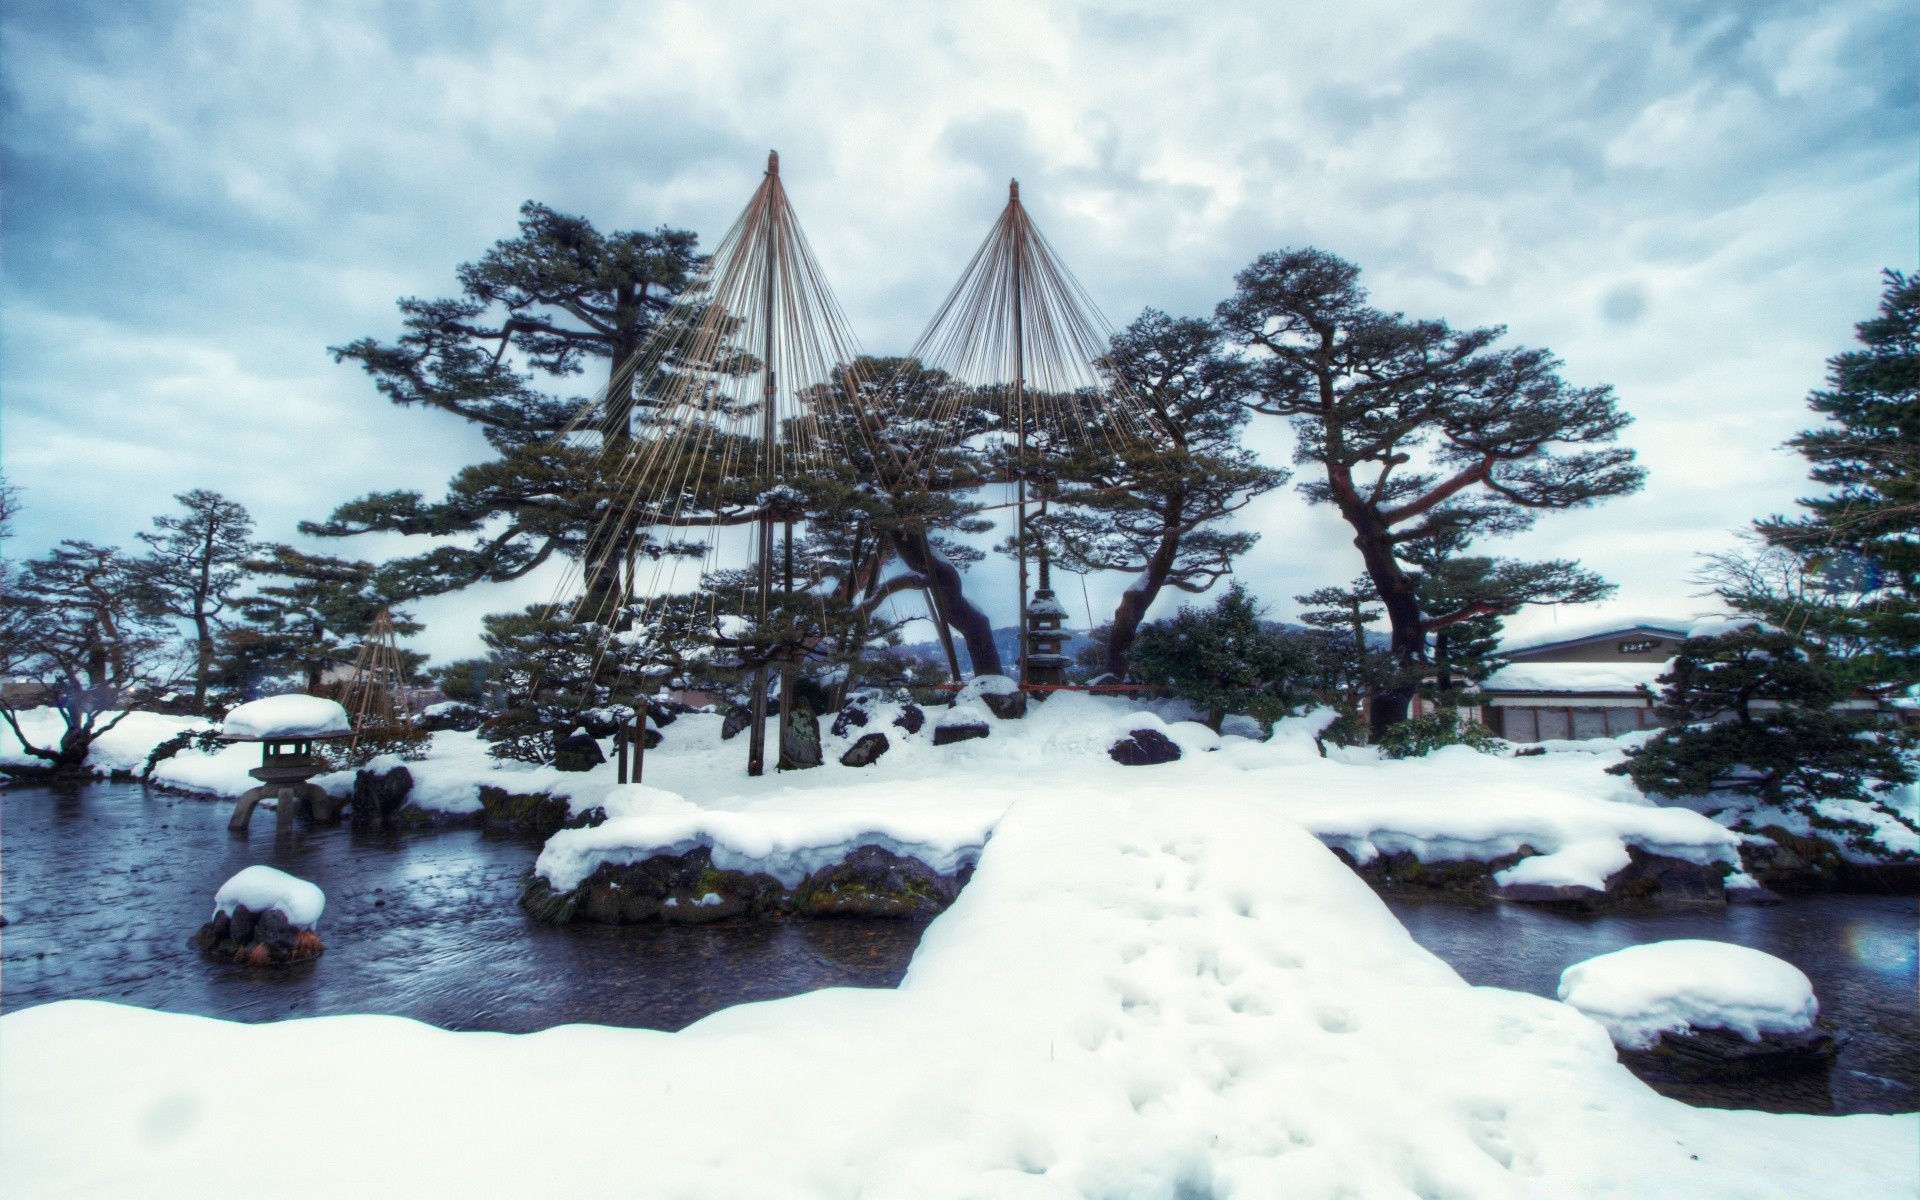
left=5, top=784, right=1914, bottom=1118
left=0, top=783, right=924, bottom=1032
left=1385, top=895, right=1920, bottom=1115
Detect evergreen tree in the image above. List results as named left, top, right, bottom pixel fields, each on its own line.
left=1611, top=623, right=1915, bottom=834
left=220, top=546, right=421, bottom=697
left=1129, top=582, right=1312, bottom=733
left=1401, top=544, right=1513, bottom=700
left=1217, top=249, right=1638, bottom=729
left=1294, top=577, right=1397, bottom=745
left=477, top=600, right=698, bottom=764
left=313, top=202, right=702, bottom=605
left=1035, top=310, right=1288, bottom=678
left=0, top=542, right=183, bottom=772
left=128, top=489, right=257, bottom=714
left=1754, top=269, right=1919, bottom=685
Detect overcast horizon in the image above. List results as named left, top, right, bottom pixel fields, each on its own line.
left=3, top=0, right=1913, bottom=666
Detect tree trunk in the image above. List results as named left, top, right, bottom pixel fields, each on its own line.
left=1103, top=522, right=1182, bottom=678
left=890, top=530, right=1002, bottom=677
left=1345, top=512, right=1425, bottom=735
left=583, top=336, right=641, bottom=623
left=193, top=613, right=214, bottom=714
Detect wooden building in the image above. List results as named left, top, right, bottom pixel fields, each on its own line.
left=1477, top=619, right=1689, bottom=743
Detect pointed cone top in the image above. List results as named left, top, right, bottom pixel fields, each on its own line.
left=767, top=150, right=780, bottom=177
left=1009, top=178, right=1020, bottom=203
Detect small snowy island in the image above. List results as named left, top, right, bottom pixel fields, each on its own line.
left=190, top=866, right=327, bottom=965
left=1560, top=940, right=1819, bottom=1048
left=1559, top=939, right=1836, bottom=1079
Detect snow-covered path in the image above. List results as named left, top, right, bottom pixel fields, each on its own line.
left=3, top=782, right=1911, bottom=1198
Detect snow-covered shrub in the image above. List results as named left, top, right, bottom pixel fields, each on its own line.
left=1376, top=709, right=1500, bottom=759
left=1610, top=624, right=1916, bottom=849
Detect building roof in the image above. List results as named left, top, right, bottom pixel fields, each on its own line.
left=1499, top=616, right=1692, bottom=656
left=1480, top=660, right=1670, bottom=696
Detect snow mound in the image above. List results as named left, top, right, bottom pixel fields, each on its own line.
left=955, top=674, right=1020, bottom=704
left=221, top=695, right=350, bottom=739
left=212, top=866, right=326, bottom=929
left=536, top=784, right=995, bottom=891
left=1558, top=939, right=1818, bottom=1049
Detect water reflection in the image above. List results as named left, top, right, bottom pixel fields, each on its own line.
left=1384, top=895, right=1920, bottom=1115
left=1, top=783, right=926, bottom=1033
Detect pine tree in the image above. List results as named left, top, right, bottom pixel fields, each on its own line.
left=476, top=600, right=697, bottom=765
left=128, top=489, right=257, bottom=714
left=1217, top=248, right=1637, bottom=729
left=0, top=542, right=183, bottom=771
left=313, top=202, right=702, bottom=606
left=1129, top=582, right=1312, bottom=733
left=1035, top=310, right=1287, bottom=678
left=1754, top=269, right=1919, bottom=686
left=220, top=546, right=420, bottom=698
left=1294, top=577, right=1397, bottom=744
left=1611, top=623, right=1915, bottom=834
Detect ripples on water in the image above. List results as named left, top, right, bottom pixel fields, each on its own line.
left=1385, top=894, right=1920, bottom=1115
left=0, top=783, right=925, bottom=1033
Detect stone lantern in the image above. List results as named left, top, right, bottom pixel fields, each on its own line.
left=1024, top=554, right=1071, bottom=689
left=217, top=696, right=355, bottom=831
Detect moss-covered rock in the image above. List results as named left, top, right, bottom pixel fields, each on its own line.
left=522, top=843, right=973, bottom=925
left=1337, top=847, right=1535, bottom=902
left=792, top=845, right=968, bottom=918
left=477, top=786, right=602, bottom=836
left=1739, top=826, right=1847, bottom=893
left=524, top=845, right=788, bottom=925
left=1339, top=844, right=1730, bottom=910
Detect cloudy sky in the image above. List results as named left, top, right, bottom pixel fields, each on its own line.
left=4, top=0, right=1913, bottom=664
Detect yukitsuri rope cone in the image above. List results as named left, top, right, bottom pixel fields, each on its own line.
left=333, top=607, right=427, bottom=766
left=891, top=180, right=1164, bottom=685
left=542, top=152, right=886, bottom=776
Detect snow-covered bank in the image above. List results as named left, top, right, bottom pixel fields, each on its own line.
left=5, top=784, right=1911, bottom=1198
left=4, top=698, right=1779, bottom=895
left=0, top=708, right=203, bottom=777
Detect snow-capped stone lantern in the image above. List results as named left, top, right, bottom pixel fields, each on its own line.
left=1023, top=554, right=1071, bottom=688
left=218, top=695, right=355, bottom=831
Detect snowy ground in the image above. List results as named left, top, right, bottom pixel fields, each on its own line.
left=6, top=776, right=1913, bottom=1197
left=4, top=695, right=1916, bottom=1195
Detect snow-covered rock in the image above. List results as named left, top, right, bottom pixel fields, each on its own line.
left=535, top=784, right=994, bottom=892
left=220, top=695, right=351, bottom=739
left=1558, top=939, right=1819, bottom=1049
left=213, top=866, right=326, bottom=929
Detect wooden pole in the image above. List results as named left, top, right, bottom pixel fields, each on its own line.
left=632, top=708, right=646, bottom=784
left=1010, top=179, right=1029, bottom=687
left=748, top=150, right=779, bottom=778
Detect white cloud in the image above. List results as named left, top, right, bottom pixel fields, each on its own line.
left=2, top=0, right=1912, bottom=662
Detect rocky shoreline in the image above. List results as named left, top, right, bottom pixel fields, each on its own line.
left=521, top=842, right=972, bottom=925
